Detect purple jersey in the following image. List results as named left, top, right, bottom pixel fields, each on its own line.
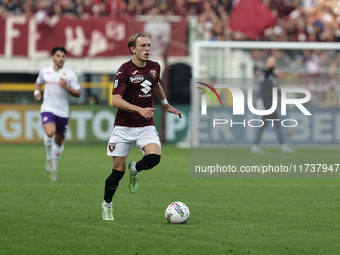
left=112, top=59, right=161, bottom=127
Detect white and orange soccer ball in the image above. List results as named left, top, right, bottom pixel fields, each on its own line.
left=165, top=202, right=190, bottom=224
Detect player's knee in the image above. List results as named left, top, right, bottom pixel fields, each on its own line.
left=46, top=131, right=54, bottom=137
left=147, top=154, right=161, bottom=168
left=107, top=169, right=125, bottom=184
left=138, top=154, right=161, bottom=170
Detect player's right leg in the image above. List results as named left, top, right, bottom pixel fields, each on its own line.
left=42, top=113, right=56, bottom=174
left=42, top=114, right=68, bottom=181
left=102, top=157, right=126, bottom=221
left=251, top=116, right=268, bottom=154
left=271, top=114, right=295, bottom=154
left=102, top=156, right=126, bottom=220
left=102, top=127, right=134, bottom=220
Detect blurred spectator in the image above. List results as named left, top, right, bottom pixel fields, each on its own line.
left=105, top=0, right=124, bottom=17
left=295, top=18, right=308, bottom=42
left=268, top=0, right=296, bottom=17
left=210, top=21, right=223, bottom=41
left=33, top=0, right=58, bottom=23
left=173, top=0, right=186, bottom=17
left=291, top=54, right=305, bottom=73
left=57, top=0, right=77, bottom=17
left=329, top=52, right=340, bottom=75
left=158, top=1, right=172, bottom=16
left=198, top=1, right=219, bottom=40
left=88, top=94, right=98, bottom=106
left=325, top=86, right=338, bottom=107
left=305, top=50, right=322, bottom=74
left=21, top=0, right=34, bottom=17
left=186, top=0, right=203, bottom=15
left=81, top=0, right=94, bottom=17
left=1, top=0, right=22, bottom=15
left=141, top=0, right=156, bottom=15
left=126, top=0, right=141, bottom=16
left=92, top=2, right=108, bottom=17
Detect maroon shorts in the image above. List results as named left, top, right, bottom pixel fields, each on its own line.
left=41, top=112, right=69, bottom=137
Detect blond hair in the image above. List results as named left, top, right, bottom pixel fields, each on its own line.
left=128, top=33, right=148, bottom=54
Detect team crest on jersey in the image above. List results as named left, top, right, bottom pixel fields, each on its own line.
left=108, top=143, right=116, bottom=152
left=130, top=75, right=144, bottom=83
left=150, top=70, right=157, bottom=79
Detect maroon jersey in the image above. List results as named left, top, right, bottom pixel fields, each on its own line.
left=112, top=59, right=161, bottom=127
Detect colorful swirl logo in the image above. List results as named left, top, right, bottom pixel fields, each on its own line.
left=196, top=82, right=223, bottom=106
left=196, top=82, right=223, bottom=115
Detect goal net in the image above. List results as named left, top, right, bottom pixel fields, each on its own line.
left=191, top=41, right=340, bottom=148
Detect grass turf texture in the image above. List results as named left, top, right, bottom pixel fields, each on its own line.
left=0, top=144, right=339, bottom=255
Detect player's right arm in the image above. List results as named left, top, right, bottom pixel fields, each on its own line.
left=112, top=94, right=155, bottom=120
left=34, top=69, right=44, bottom=101
left=34, top=82, right=42, bottom=100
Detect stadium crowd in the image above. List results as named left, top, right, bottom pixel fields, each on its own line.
left=1, top=0, right=339, bottom=95
left=1, top=0, right=340, bottom=43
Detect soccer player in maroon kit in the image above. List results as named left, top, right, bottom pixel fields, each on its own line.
left=101, top=33, right=182, bottom=220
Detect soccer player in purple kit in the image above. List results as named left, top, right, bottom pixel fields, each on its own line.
left=101, top=33, right=182, bottom=220
left=34, top=46, right=81, bottom=181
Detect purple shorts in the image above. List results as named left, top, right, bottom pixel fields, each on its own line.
left=41, top=112, right=69, bottom=137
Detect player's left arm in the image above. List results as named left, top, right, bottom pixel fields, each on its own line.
left=155, top=82, right=181, bottom=118
left=60, top=73, right=81, bottom=98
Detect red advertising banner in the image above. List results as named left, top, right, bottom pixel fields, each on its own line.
left=0, top=16, right=187, bottom=58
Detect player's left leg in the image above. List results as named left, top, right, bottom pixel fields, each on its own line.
left=49, top=116, right=68, bottom=181
left=128, top=143, right=161, bottom=194
left=49, top=133, right=65, bottom=181
left=132, top=143, right=161, bottom=173
left=128, top=126, right=162, bottom=193
left=43, top=123, right=55, bottom=173
left=132, top=126, right=162, bottom=173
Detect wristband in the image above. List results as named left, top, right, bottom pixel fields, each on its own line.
left=34, top=90, right=40, bottom=96
left=161, top=99, right=168, bottom=105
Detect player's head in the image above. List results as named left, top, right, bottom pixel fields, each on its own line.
left=52, top=46, right=67, bottom=69
left=128, top=33, right=150, bottom=61
left=52, top=46, right=67, bottom=56
left=266, top=56, right=276, bottom=70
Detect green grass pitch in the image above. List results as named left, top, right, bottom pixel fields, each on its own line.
left=0, top=144, right=339, bottom=255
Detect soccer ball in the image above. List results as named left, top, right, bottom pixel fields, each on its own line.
left=165, top=202, right=190, bottom=224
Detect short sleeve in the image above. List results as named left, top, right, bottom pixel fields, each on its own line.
left=36, top=70, right=44, bottom=84
left=68, top=72, right=81, bottom=90
left=157, top=63, right=161, bottom=83
left=112, top=69, right=127, bottom=96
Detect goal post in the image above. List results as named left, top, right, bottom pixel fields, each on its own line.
left=191, top=41, right=340, bottom=148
